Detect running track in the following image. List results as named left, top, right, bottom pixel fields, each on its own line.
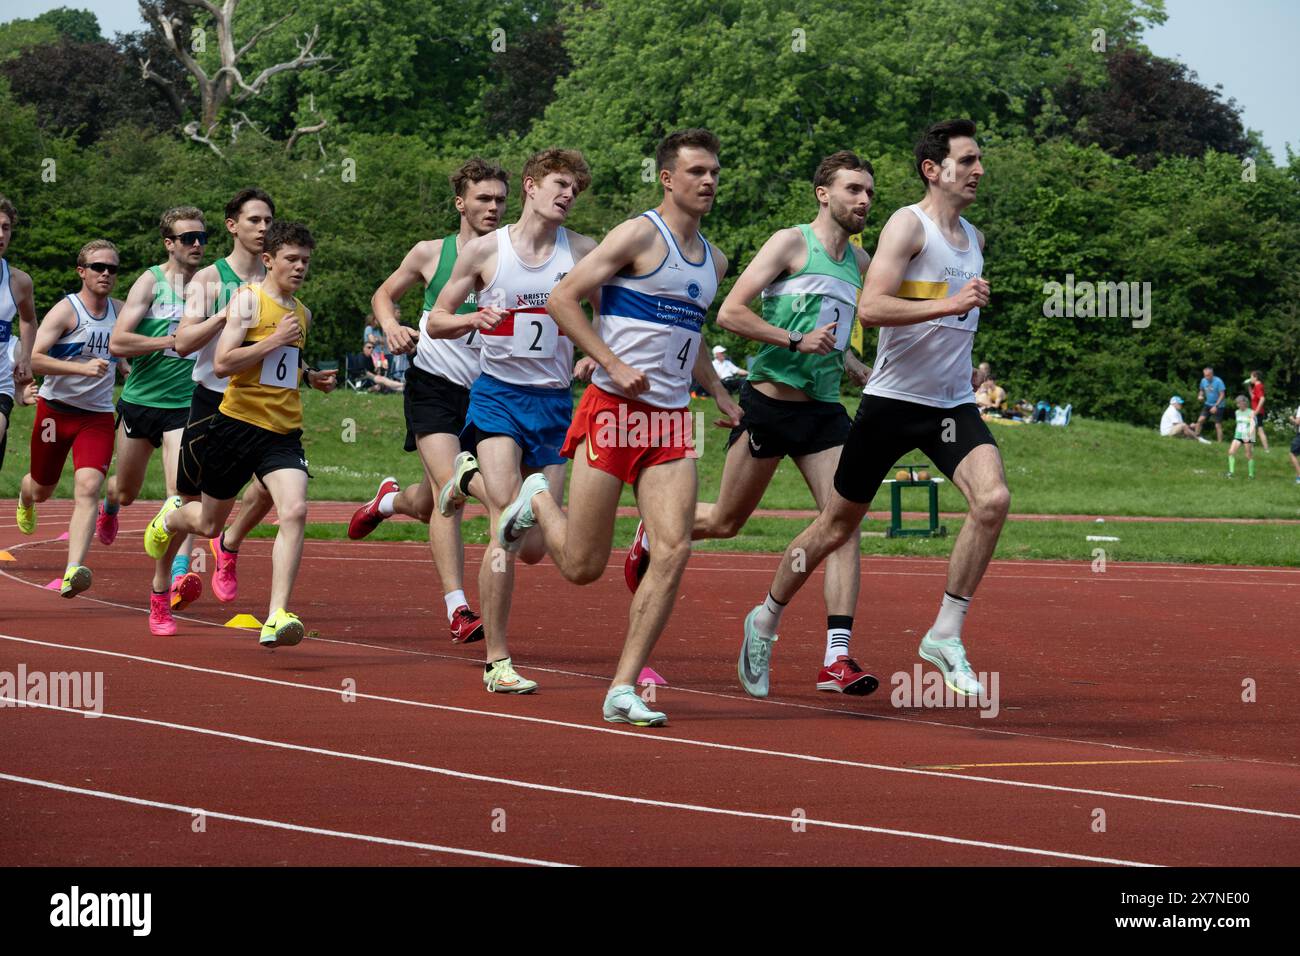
left=1, top=499, right=1297, bottom=867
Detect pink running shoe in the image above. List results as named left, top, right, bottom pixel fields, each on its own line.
left=209, top=534, right=239, bottom=603
left=149, top=590, right=177, bottom=636
left=96, top=501, right=119, bottom=546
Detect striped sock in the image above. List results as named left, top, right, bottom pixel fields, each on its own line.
left=824, top=615, right=852, bottom=666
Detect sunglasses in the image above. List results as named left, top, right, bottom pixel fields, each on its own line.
left=168, top=231, right=208, bottom=246
left=83, top=262, right=119, bottom=275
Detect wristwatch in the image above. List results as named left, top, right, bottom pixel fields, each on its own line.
left=787, top=330, right=803, bottom=352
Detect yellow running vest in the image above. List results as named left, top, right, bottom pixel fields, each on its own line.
left=219, top=283, right=308, bottom=434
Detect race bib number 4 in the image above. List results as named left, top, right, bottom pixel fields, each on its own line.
left=661, top=327, right=698, bottom=380
left=511, top=312, right=558, bottom=359
left=815, top=298, right=853, bottom=352
left=259, top=345, right=299, bottom=388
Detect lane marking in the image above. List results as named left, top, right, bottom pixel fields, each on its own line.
left=4, top=635, right=1298, bottom=821
left=915, top=759, right=1190, bottom=770
left=0, top=770, right=570, bottom=867
left=3, top=699, right=1160, bottom=867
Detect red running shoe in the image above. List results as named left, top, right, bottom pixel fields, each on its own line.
left=96, top=501, right=119, bottom=546
left=623, top=519, right=649, bottom=593
left=209, top=534, right=238, bottom=603
left=170, top=570, right=203, bottom=611
left=149, top=590, right=176, bottom=636
left=449, top=605, right=484, bottom=644
left=816, top=656, right=879, bottom=696
left=349, top=476, right=399, bottom=540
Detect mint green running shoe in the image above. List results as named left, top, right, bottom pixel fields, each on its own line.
left=497, top=472, right=549, bottom=553
left=603, top=684, right=667, bottom=727
left=918, top=630, right=986, bottom=697
left=738, top=605, right=778, bottom=698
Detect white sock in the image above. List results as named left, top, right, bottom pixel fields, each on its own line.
left=753, top=592, right=786, bottom=637
left=932, top=592, right=971, bottom=640
left=824, top=616, right=853, bottom=666
left=378, top=492, right=398, bottom=517
left=444, top=589, right=467, bottom=620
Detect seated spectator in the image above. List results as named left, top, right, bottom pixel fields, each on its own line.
left=1160, top=395, right=1209, bottom=442
left=360, top=342, right=405, bottom=393
left=711, top=344, right=747, bottom=393
left=975, top=375, right=1006, bottom=412
left=973, top=361, right=991, bottom=389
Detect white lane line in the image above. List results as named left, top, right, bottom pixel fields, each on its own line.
left=2, top=699, right=1159, bottom=867
left=0, top=769, right=570, bottom=867
left=4, top=634, right=1298, bottom=821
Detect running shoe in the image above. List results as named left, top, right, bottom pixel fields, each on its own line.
left=603, top=684, right=667, bottom=727
left=169, top=571, right=203, bottom=611
left=260, top=608, right=305, bottom=648
left=348, top=476, right=399, bottom=540
left=143, top=496, right=183, bottom=559
left=60, top=565, right=92, bottom=599
left=449, top=605, right=485, bottom=644
left=917, top=630, right=985, bottom=697
left=96, top=500, right=119, bottom=546
left=483, top=657, right=537, bottom=694
left=738, top=605, right=778, bottom=698
left=816, top=655, right=880, bottom=696
left=497, top=473, right=549, bottom=553
left=209, top=533, right=238, bottom=603
left=437, top=452, right=480, bottom=517
left=623, top=519, right=649, bottom=593
left=15, top=501, right=36, bottom=535
left=149, top=590, right=176, bottom=636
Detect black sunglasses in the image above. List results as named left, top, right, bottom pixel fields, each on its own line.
left=168, top=230, right=208, bottom=246
left=84, top=262, right=119, bottom=275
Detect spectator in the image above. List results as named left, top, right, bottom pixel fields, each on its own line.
left=975, top=375, right=1006, bottom=412
left=711, top=344, right=747, bottom=393
left=973, top=361, right=991, bottom=389
left=360, top=342, right=404, bottom=393
left=1194, top=365, right=1227, bottom=442
left=1248, top=370, right=1270, bottom=453
left=1160, top=395, right=1209, bottom=442
left=1289, top=402, right=1300, bottom=485
left=1226, top=394, right=1256, bottom=479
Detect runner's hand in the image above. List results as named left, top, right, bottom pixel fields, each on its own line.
left=951, top=278, right=990, bottom=316
left=271, top=315, right=301, bottom=347
left=308, top=369, right=338, bottom=393
left=469, top=306, right=508, bottom=331
left=384, top=323, right=418, bottom=355
left=799, top=323, right=837, bottom=355
left=573, top=356, right=598, bottom=382
left=608, top=359, right=649, bottom=397
left=81, top=357, right=110, bottom=378
left=713, top=392, right=742, bottom=428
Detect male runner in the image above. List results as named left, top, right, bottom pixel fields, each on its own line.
left=0, top=196, right=38, bottom=476
left=145, top=220, right=336, bottom=647
left=348, top=158, right=509, bottom=645
left=425, top=149, right=597, bottom=694
left=497, top=129, right=740, bottom=726
left=173, top=188, right=278, bottom=604
left=17, top=240, right=127, bottom=597
left=628, top=150, right=876, bottom=695
left=97, top=207, right=207, bottom=630
left=738, top=119, right=1007, bottom=699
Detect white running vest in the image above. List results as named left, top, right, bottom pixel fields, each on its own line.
left=38, top=293, right=118, bottom=412
left=476, top=225, right=576, bottom=390
left=592, top=210, right=718, bottom=409
left=416, top=311, right=483, bottom=389
left=192, top=326, right=228, bottom=393
left=0, top=259, right=16, bottom=396
left=864, top=204, right=983, bottom=408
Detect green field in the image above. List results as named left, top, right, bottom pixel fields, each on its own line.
left=4, top=389, right=1297, bottom=565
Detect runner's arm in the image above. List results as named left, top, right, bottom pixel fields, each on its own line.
left=10, top=266, right=37, bottom=384
left=371, top=240, right=438, bottom=354
left=859, top=209, right=988, bottom=328
left=717, top=229, right=837, bottom=354
left=213, top=287, right=295, bottom=377
left=175, top=265, right=223, bottom=356
left=110, top=270, right=171, bottom=357
left=428, top=235, right=499, bottom=339
left=30, top=299, right=101, bottom=378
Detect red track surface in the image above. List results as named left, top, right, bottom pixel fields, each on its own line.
left=1, top=498, right=1298, bottom=867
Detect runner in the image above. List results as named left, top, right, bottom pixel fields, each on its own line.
left=497, top=129, right=740, bottom=725
left=628, top=150, right=877, bottom=696
left=173, top=188, right=279, bottom=606
left=737, top=118, right=1006, bottom=700
left=0, top=195, right=38, bottom=477
left=145, top=220, right=336, bottom=647
left=97, top=207, right=207, bottom=630
left=425, top=148, right=597, bottom=694
left=16, top=240, right=127, bottom=597
left=348, top=158, right=509, bottom=645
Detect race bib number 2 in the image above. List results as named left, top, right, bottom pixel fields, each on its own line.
left=510, top=312, right=558, bottom=359
left=815, top=298, right=853, bottom=352
left=259, top=345, right=299, bottom=388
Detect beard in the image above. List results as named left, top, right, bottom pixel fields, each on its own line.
left=831, top=204, right=865, bottom=235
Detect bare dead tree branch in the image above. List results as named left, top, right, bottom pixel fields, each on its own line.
left=139, top=56, right=186, bottom=116
left=237, top=10, right=296, bottom=60
left=183, top=121, right=225, bottom=158
left=285, top=120, right=328, bottom=155
left=230, top=27, right=328, bottom=102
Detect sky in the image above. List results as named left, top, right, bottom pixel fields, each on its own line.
left=5, top=0, right=1297, bottom=161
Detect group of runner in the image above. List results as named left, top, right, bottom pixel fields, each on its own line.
left=2, top=119, right=1012, bottom=727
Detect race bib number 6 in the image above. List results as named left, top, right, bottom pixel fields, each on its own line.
left=259, top=345, right=299, bottom=388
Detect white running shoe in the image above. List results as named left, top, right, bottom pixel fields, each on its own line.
left=918, top=630, right=985, bottom=697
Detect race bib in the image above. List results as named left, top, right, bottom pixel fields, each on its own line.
left=463, top=328, right=484, bottom=350
left=164, top=318, right=196, bottom=360
left=259, top=345, right=299, bottom=388
left=510, top=312, right=558, bottom=359
left=815, top=298, right=853, bottom=352
left=0, top=321, right=11, bottom=345
left=83, top=328, right=112, bottom=358
left=660, top=327, right=698, bottom=380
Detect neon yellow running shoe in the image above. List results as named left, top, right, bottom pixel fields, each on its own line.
left=60, top=565, right=92, bottom=599
left=260, top=608, right=305, bottom=648
left=483, top=657, right=538, bottom=694
left=143, top=496, right=183, bottom=559
left=15, top=501, right=36, bottom=535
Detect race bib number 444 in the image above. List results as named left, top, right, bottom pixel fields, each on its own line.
left=260, top=345, right=299, bottom=388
